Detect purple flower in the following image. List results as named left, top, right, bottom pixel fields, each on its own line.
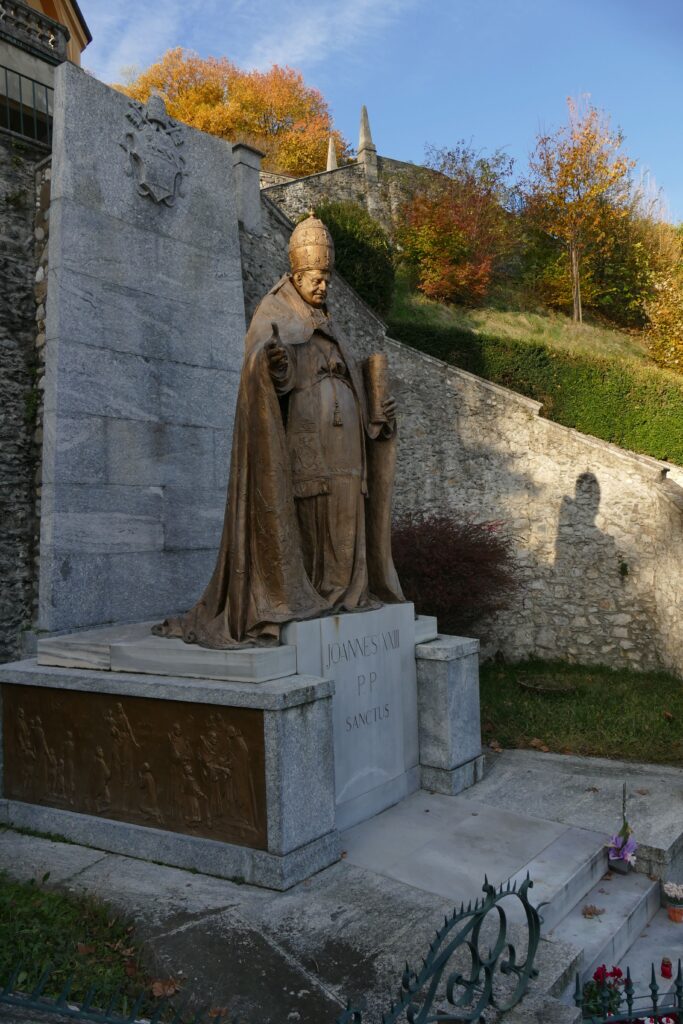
left=607, top=831, right=637, bottom=864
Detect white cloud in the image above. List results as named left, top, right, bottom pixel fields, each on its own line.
left=83, top=0, right=200, bottom=83
left=238, top=0, right=417, bottom=71
left=82, top=0, right=417, bottom=85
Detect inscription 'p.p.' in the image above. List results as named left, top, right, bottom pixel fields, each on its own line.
left=357, top=670, right=377, bottom=695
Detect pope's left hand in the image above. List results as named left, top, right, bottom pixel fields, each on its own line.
left=382, top=395, right=397, bottom=420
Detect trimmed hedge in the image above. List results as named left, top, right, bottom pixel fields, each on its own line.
left=313, top=201, right=395, bottom=316
left=386, top=318, right=683, bottom=466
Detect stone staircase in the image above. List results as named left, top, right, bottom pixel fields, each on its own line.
left=521, top=830, right=681, bottom=1008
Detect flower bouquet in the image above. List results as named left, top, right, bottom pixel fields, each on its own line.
left=662, top=881, right=683, bottom=923
left=607, top=783, right=637, bottom=874
left=582, top=963, right=680, bottom=1022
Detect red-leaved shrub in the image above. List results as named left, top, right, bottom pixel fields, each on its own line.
left=392, top=513, right=521, bottom=635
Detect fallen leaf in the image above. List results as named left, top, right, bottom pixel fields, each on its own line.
left=530, top=738, right=544, bottom=749
left=582, top=904, right=606, bottom=918
left=208, top=1009, right=228, bottom=1020
left=77, top=943, right=95, bottom=956
left=602, top=871, right=613, bottom=881
left=489, top=739, right=502, bottom=752
left=663, top=711, right=674, bottom=721
left=151, top=978, right=181, bottom=998
left=586, top=786, right=600, bottom=793
left=340, top=851, right=347, bottom=859
left=635, top=788, right=651, bottom=796
left=124, top=960, right=137, bottom=978
left=540, top=745, right=550, bottom=753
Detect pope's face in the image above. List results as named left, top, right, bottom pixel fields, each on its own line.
left=294, top=269, right=330, bottom=307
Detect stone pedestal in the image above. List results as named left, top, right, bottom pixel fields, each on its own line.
left=0, top=660, right=339, bottom=890
left=415, top=636, right=485, bottom=795
left=283, top=603, right=420, bottom=830
left=1, top=613, right=484, bottom=889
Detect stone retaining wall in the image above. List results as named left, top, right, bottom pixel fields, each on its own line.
left=242, top=198, right=683, bottom=677
left=0, top=135, right=43, bottom=662
left=261, top=156, right=416, bottom=235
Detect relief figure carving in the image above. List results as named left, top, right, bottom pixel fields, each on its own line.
left=3, top=687, right=267, bottom=849
left=138, top=762, right=163, bottom=825
left=227, top=726, right=258, bottom=833
left=93, top=745, right=111, bottom=812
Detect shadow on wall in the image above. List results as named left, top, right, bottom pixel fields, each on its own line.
left=552, top=471, right=650, bottom=666
left=554, top=472, right=620, bottom=577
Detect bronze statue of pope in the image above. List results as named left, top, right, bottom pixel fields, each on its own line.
left=154, top=215, right=404, bottom=648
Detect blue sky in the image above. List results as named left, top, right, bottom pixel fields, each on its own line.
left=82, top=0, right=683, bottom=220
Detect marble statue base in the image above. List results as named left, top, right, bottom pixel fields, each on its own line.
left=283, top=603, right=424, bottom=829
left=1, top=608, right=484, bottom=889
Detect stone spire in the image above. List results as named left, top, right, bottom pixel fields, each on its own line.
left=357, top=105, right=378, bottom=181
left=326, top=135, right=338, bottom=171
left=358, top=104, right=376, bottom=155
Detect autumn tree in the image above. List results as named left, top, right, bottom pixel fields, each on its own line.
left=525, top=98, right=635, bottom=323
left=396, top=144, right=517, bottom=305
left=116, top=48, right=350, bottom=177
left=646, top=223, right=683, bottom=372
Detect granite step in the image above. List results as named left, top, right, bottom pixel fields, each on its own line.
left=549, top=870, right=660, bottom=997
left=616, top=906, right=683, bottom=1003
left=505, top=826, right=607, bottom=933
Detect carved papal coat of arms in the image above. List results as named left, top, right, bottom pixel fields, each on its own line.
left=121, top=93, right=186, bottom=206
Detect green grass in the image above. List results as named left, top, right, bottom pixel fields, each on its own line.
left=0, top=868, right=150, bottom=1006
left=390, top=274, right=652, bottom=365
left=480, top=660, right=683, bottom=765
left=387, top=277, right=683, bottom=466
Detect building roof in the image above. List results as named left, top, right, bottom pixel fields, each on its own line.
left=68, top=0, right=92, bottom=44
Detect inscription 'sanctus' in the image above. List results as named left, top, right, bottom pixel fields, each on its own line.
left=120, top=93, right=186, bottom=206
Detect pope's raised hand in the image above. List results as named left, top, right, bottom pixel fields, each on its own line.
left=266, top=322, right=288, bottom=376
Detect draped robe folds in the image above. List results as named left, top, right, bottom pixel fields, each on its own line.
left=154, top=275, right=404, bottom=649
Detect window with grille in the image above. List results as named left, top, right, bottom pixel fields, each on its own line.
left=0, top=66, right=53, bottom=145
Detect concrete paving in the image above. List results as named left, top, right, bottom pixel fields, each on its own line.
left=0, top=814, right=580, bottom=1024
left=467, top=750, right=683, bottom=878
left=2, top=750, right=682, bottom=1023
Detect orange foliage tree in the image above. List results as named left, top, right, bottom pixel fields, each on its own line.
left=116, top=48, right=350, bottom=177
left=396, top=144, right=517, bottom=306
left=526, top=98, right=635, bottom=323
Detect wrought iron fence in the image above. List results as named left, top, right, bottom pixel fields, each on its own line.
left=0, top=64, right=53, bottom=145
left=574, top=961, right=683, bottom=1023
left=0, top=963, right=227, bottom=1024
left=336, top=874, right=541, bottom=1023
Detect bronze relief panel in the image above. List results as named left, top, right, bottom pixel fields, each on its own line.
left=2, top=685, right=267, bottom=850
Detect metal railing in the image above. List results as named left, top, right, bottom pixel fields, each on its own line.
left=0, top=64, right=53, bottom=145
left=337, top=874, right=541, bottom=1023
left=0, top=0, right=69, bottom=63
left=575, top=961, right=683, bottom=1022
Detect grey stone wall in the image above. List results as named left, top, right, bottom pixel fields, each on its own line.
left=39, top=64, right=246, bottom=634
left=0, top=134, right=42, bottom=662
left=240, top=197, right=683, bottom=678
left=261, top=155, right=417, bottom=235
